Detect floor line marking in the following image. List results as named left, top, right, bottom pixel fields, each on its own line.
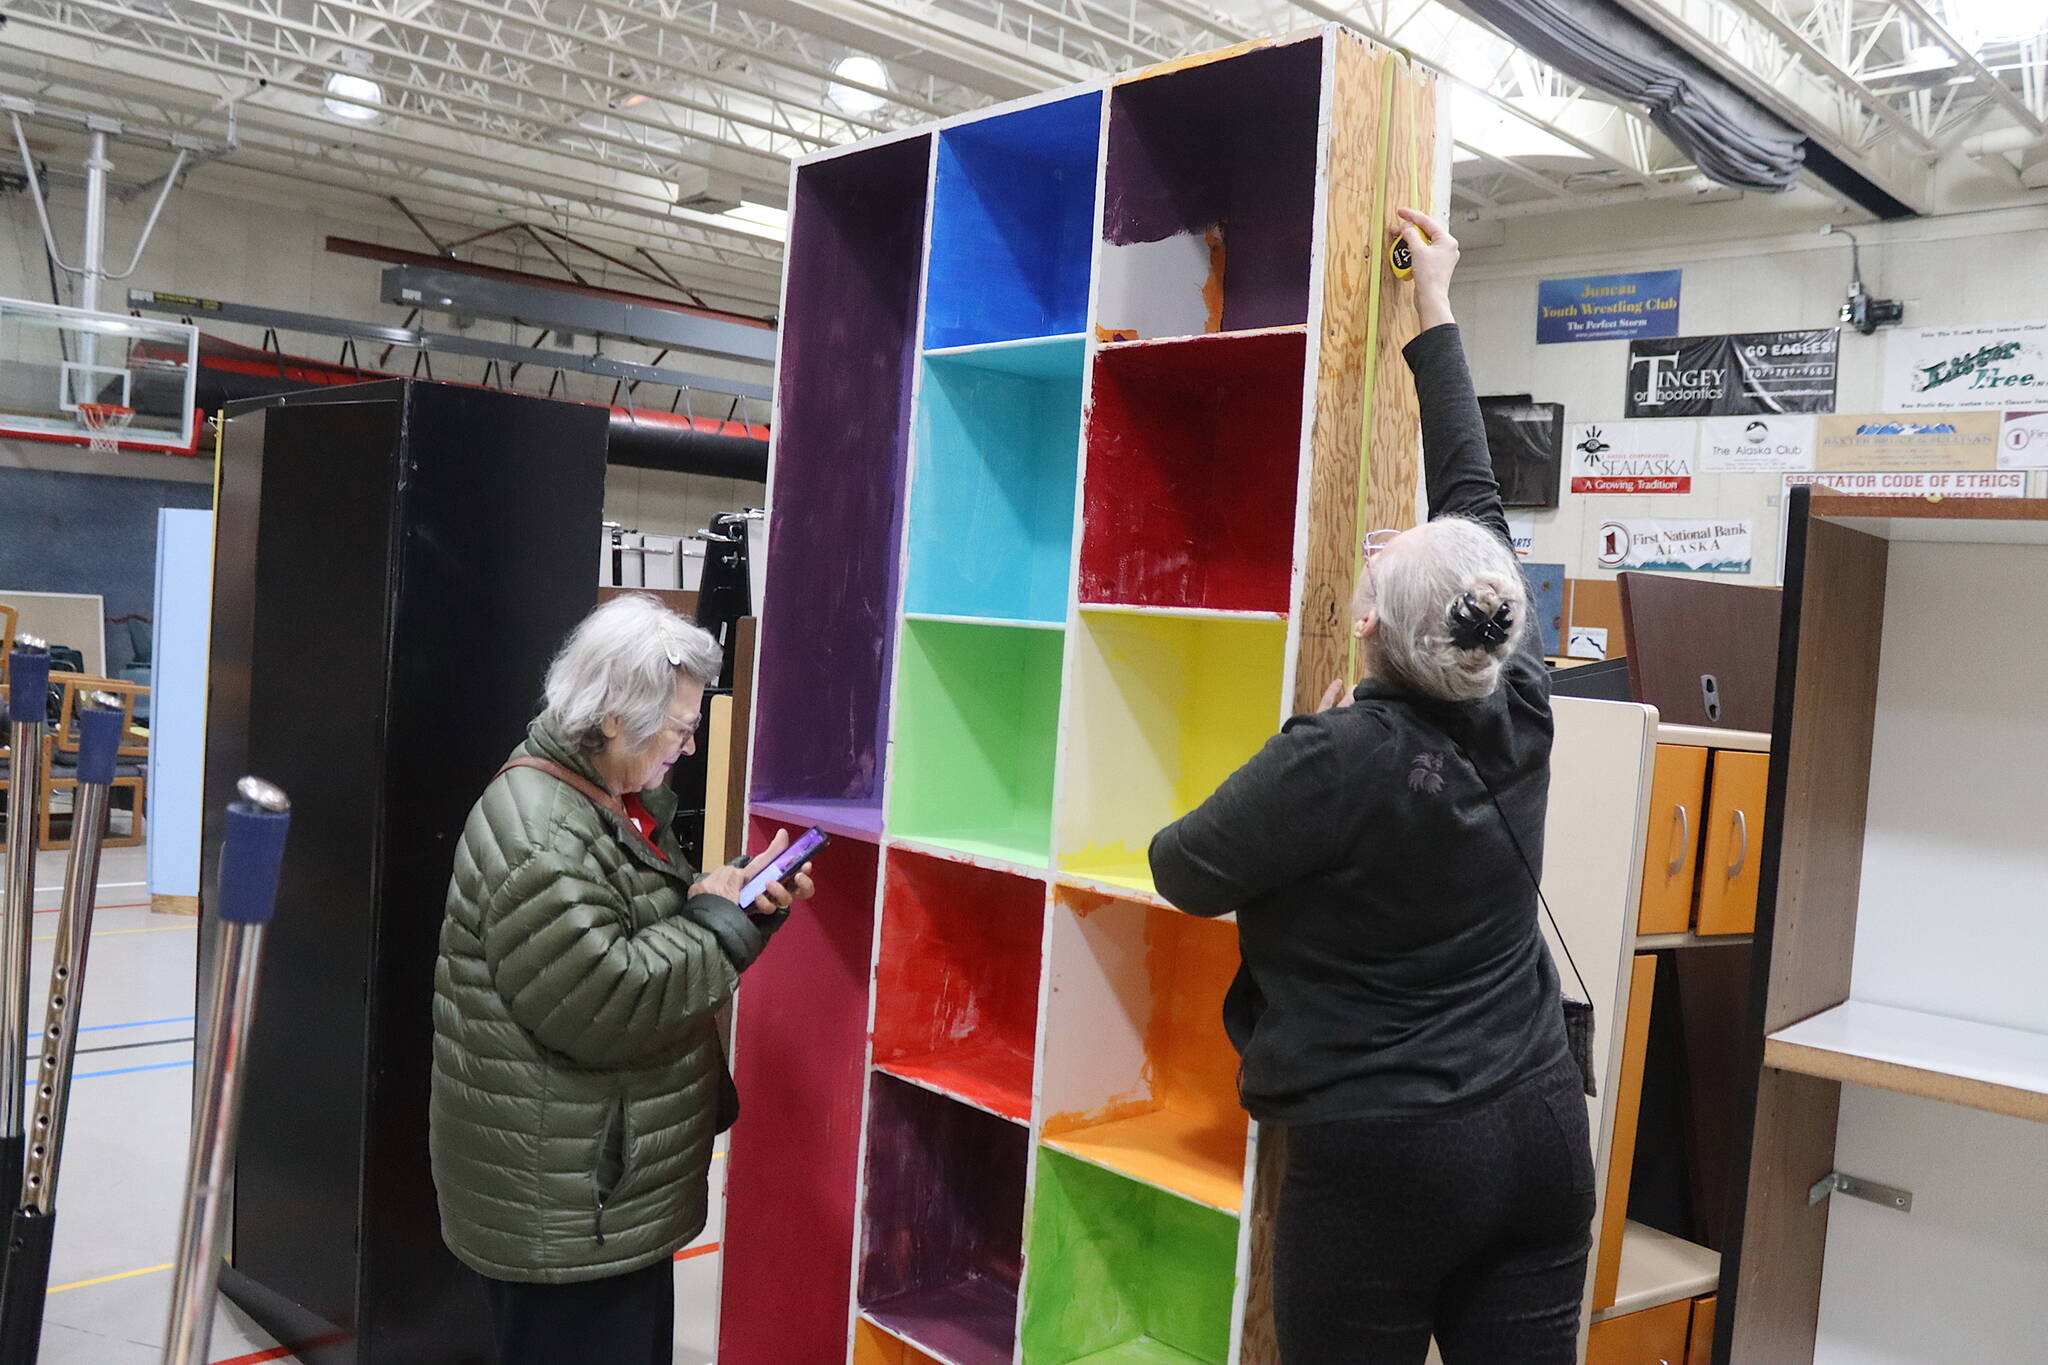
left=29, top=1014, right=196, bottom=1041
left=34, top=901, right=154, bottom=916
left=23, top=1059, right=196, bottom=1084
left=674, top=1242, right=721, bottom=1262
left=31, top=881, right=146, bottom=895
left=47, top=1262, right=173, bottom=1294
left=34, top=925, right=197, bottom=943
left=209, top=1350, right=296, bottom=1365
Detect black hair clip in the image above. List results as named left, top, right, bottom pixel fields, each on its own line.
left=1447, top=593, right=1514, bottom=650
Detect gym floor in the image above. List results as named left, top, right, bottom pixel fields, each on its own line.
left=27, top=842, right=724, bottom=1365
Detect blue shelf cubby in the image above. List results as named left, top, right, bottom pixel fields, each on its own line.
left=904, top=335, right=1085, bottom=625
left=924, top=94, right=1103, bottom=350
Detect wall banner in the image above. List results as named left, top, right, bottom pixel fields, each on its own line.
left=1883, top=320, right=2048, bottom=410
left=1538, top=270, right=1682, bottom=345
left=1567, top=420, right=1697, bottom=494
left=1780, top=470, right=2027, bottom=499
left=2000, top=410, right=2048, bottom=470
left=1625, top=330, right=1838, bottom=417
left=1776, top=470, right=2027, bottom=582
left=1697, top=414, right=1815, bottom=473
left=1594, top=519, right=1753, bottom=574
left=1814, top=412, right=2001, bottom=471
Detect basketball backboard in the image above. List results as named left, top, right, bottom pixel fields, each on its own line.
left=0, top=297, right=200, bottom=453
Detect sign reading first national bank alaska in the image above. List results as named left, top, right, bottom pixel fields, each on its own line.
left=1537, top=271, right=1682, bottom=345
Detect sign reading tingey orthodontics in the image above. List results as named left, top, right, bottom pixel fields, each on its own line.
left=1537, top=271, right=1682, bottom=344
left=1625, top=330, right=1839, bottom=417
left=1883, top=320, right=2048, bottom=410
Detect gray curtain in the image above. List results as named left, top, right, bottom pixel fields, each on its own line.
left=1458, top=0, right=1806, bottom=191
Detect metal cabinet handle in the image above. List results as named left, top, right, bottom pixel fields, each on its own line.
left=1727, top=808, right=1749, bottom=878
left=1668, top=804, right=1690, bottom=878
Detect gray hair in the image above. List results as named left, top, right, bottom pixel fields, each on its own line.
left=542, top=594, right=723, bottom=753
left=1359, top=517, right=1527, bottom=704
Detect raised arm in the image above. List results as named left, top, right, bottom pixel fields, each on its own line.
left=1394, top=209, right=1509, bottom=550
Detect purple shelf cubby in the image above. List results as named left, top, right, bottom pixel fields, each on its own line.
left=751, top=134, right=933, bottom=827
left=1096, top=38, right=1323, bottom=341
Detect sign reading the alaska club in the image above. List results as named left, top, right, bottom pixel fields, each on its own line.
left=1883, top=320, right=2048, bottom=410
left=1537, top=270, right=1681, bottom=344
left=1625, top=330, right=1839, bottom=417
left=1567, top=420, right=1695, bottom=494
left=1815, top=412, right=2001, bottom=471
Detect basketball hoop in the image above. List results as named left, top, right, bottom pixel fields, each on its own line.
left=77, top=403, right=135, bottom=455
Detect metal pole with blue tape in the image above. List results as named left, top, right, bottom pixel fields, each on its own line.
left=161, top=777, right=289, bottom=1365
left=1, top=637, right=53, bottom=1226
left=0, top=694, right=124, bottom=1364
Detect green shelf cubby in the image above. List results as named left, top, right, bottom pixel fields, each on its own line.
left=889, top=617, right=1064, bottom=866
left=1019, top=1149, right=1238, bottom=1365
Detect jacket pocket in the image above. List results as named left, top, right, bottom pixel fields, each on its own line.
left=592, top=1095, right=628, bottom=1243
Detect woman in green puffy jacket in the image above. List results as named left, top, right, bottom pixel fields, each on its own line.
left=430, top=592, right=811, bottom=1365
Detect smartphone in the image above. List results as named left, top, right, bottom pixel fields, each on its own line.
left=736, top=825, right=828, bottom=906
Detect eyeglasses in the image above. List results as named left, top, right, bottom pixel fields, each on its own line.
left=1359, top=528, right=1400, bottom=596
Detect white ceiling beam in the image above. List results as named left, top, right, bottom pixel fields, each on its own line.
left=435, top=0, right=959, bottom=118
left=1889, top=0, right=2047, bottom=135
left=5, top=0, right=801, bottom=177
left=734, top=0, right=1094, bottom=98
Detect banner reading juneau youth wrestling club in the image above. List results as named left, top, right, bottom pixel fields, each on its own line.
left=1625, top=330, right=1839, bottom=418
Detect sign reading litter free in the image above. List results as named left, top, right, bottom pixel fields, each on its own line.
left=1882, top=320, right=2048, bottom=410
left=1538, top=270, right=1681, bottom=344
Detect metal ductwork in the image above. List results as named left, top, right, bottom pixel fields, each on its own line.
left=160, top=334, right=769, bottom=481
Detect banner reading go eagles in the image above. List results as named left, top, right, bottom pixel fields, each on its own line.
left=1626, top=330, right=1838, bottom=417
left=1883, top=320, right=2048, bottom=411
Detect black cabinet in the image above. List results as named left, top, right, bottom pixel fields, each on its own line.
left=202, top=380, right=608, bottom=1364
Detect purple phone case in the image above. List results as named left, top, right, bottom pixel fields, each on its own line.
left=738, top=826, right=828, bottom=905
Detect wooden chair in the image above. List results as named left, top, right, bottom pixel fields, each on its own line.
left=0, top=604, right=16, bottom=686
left=39, top=676, right=149, bottom=851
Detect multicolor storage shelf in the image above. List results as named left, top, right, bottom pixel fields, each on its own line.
left=722, top=27, right=1442, bottom=1365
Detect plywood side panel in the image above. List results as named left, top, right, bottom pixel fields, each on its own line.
left=1360, top=55, right=1432, bottom=544
left=1293, top=31, right=1387, bottom=716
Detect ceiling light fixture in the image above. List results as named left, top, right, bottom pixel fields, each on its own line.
left=828, top=56, right=889, bottom=115
left=324, top=50, right=384, bottom=122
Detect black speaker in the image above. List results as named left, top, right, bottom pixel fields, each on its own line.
left=202, top=379, right=609, bottom=1364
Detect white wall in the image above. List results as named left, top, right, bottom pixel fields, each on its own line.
left=1452, top=201, right=2048, bottom=584
left=1, top=165, right=767, bottom=541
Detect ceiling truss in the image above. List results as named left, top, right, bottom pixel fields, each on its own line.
left=0, top=0, right=2041, bottom=312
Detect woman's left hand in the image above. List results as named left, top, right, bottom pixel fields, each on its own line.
left=1319, top=678, right=1356, bottom=713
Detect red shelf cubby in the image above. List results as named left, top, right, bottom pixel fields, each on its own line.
left=874, top=849, right=1046, bottom=1123
left=1079, top=328, right=1307, bottom=615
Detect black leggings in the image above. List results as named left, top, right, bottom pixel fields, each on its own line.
left=1274, top=1057, right=1596, bottom=1365
left=480, top=1257, right=673, bottom=1365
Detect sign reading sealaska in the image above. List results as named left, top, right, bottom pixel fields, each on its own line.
left=1566, top=420, right=1695, bottom=493
left=1538, top=271, right=1681, bottom=345
left=1882, top=320, right=2048, bottom=410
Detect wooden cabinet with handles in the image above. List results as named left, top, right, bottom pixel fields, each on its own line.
left=1638, top=745, right=1708, bottom=936
left=1588, top=1297, right=1693, bottom=1365
left=1695, top=751, right=1768, bottom=936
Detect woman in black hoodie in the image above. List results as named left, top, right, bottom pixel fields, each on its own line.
left=1149, top=208, right=1593, bottom=1365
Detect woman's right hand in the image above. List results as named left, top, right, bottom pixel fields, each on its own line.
left=1396, top=207, right=1458, bottom=330
left=693, top=829, right=795, bottom=917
